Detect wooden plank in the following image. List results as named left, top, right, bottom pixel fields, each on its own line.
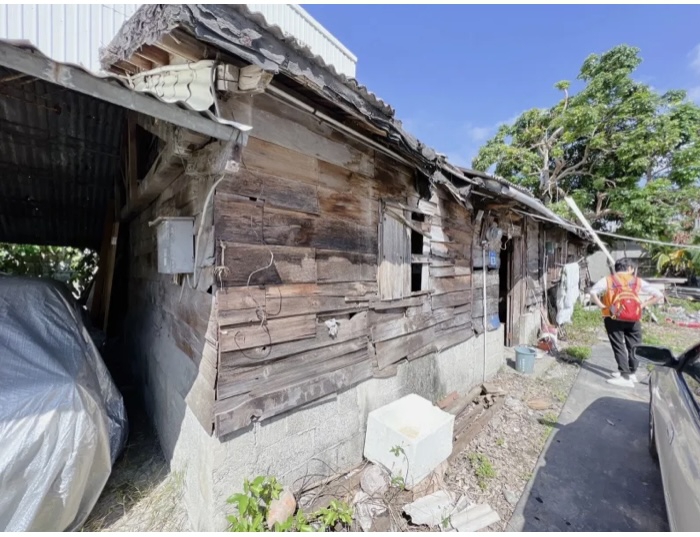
left=430, top=264, right=456, bottom=278
left=216, top=242, right=317, bottom=286
left=102, top=221, right=120, bottom=331
left=214, top=359, right=372, bottom=437
left=432, top=275, right=472, bottom=295
left=317, top=185, right=373, bottom=226
left=217, top=337, right=368, bottom=399
left=375, top=325, right=437, bottom=369
left=407, top=324, right=472, bottom=361
left=371, top=309, right=451, bottom=343
left=431, top=290, right=471, bottom=310
left=219, top=310, right=368, bottom=367
left=378, top=204, right=410, bottom=300
left=316, top=249, right=376, bottom=283
left=244, top=136, right=319, bottom=186
left=219, top=313, right=316, bottom=352
left=261, top=206, right=377, bottom=254
left=217, top=170, right=320, bottom=215
left=369, top=294, right=425, bottom=311
left=250, top=96, right=375, bottom=177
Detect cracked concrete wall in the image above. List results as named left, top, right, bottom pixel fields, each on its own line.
left=144, top=327, right=505, bottom=531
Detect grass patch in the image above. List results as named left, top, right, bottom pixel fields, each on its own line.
left=566, top=303, right=603, bottom=347
left=565, top=345, right=591, bottom=362
left=553, top=389, right=568, bottom=403
left=539, top=412, right=559, bottom=443
left=468, top=452, right=496, bottom=490
left=668, top=296, right=700, bottom=313
left=496, top=437, right=505, bottom=447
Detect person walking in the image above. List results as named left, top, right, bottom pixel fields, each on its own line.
left=588, top=258, right=664, bottom=387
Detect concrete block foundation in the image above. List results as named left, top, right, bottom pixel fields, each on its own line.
left=143, top=326, right=505, bottom=531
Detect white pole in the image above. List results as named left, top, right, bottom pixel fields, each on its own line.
left=482, top=245, right=488, bottom=381
left=564, top=196, right=614, bottom=273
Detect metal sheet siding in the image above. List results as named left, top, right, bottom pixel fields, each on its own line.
left=0, top=4, right=139, bottom=72
left=245, top=4, right=357, bottom=78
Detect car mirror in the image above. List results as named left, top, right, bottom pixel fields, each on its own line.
left=634, top=345, right=677, bottom=367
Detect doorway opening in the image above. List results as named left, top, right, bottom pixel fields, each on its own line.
left=499, top=236, right=514, bottom=345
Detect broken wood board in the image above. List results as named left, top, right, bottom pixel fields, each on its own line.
left=217, top=337, right=369, bottom=399
left=214, top=360, right=372, bottom=436
left=219, top=313, right=316, bottom=352
left=448, top=396, right=505, bottom=464
left=219, top=310, right=368, bottom=367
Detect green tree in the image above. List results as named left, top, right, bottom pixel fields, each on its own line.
left=0, top=243, right=98, bottom=298
left=473, top=45, right=700, bottom=241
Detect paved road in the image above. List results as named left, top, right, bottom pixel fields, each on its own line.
left=509, top=344, right=669, bottom=531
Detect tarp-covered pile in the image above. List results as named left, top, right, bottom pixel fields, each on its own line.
left=0, top=276, right=128, bottom=531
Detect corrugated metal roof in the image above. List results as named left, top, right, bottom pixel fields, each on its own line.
left=245, top=4, right=357, bottom=78
left=0, top=65, right=124, bottom=248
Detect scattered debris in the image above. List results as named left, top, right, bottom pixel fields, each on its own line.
left=360, top=465, right=389, bottom=497
left=504, top=396, right=523, bottom=411
left=438, top=391, right=459, bottom=410
left=403, top=490, right=455, bottom=527
left=503, top=489, right=519, bottom=506
left=527, top=398, right=552, bottom=411
left=449, top=503, right=501, bottom=532
left=482, top=382, right=505, bottom=396
left=352, top=491, right=387, bottom=532
left=266, top=488, right=296, bottom=529
left=410, top=460, right=448, bottom=500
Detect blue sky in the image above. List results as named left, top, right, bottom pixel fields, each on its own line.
left=303, top=4, right=700, bottom=168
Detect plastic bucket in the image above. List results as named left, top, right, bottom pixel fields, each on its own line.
left=515, top=346, right=537, bottom=374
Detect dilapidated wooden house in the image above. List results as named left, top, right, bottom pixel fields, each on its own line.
left=0, top=4, right=587, bottom=530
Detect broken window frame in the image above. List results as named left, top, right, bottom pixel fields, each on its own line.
left=378, top=200, right=431, bottom=300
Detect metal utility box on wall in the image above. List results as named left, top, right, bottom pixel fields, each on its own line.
left=151, top=217, right=195, bottom=274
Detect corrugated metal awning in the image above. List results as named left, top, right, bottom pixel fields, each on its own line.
left=0, top=39, right=251, bottom=249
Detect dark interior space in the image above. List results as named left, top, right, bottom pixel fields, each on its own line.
left=499, top=236, right=513, bottom=325
left=411, top=212, right=425, bottom=292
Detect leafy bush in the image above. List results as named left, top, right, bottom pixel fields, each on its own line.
left=226, top=476, right=353, bottom=532
left=565, top=346, right=591, bottom=361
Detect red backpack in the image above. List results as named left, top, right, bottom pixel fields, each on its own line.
left=607, top=274, right=643, bottom=322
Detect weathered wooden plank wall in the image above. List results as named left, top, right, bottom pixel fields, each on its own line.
left=128, top=144, right=221, bottom=434
left=213, top=93, right=476, bottom=436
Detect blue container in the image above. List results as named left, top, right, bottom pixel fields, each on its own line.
left=515, top=346, right=537, bottom=374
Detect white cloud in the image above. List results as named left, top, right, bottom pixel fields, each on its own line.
left=688, top=85, right=700, bottom=103
left=690, top=44, right=700, bottom=75
left=466, top=125, right=494, bottom=143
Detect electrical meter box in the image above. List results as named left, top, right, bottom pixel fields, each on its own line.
left=153, top=217, right=194, bottom=274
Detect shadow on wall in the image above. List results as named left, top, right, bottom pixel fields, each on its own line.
left=515, top=397, right=668, bottom=532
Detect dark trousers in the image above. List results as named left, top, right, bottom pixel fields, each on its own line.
left=604, top=317, right=642, bottom=376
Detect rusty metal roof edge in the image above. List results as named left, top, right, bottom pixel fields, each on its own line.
left=0, top=38, right=249, bottom=139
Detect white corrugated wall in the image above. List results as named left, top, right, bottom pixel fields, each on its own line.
left=0, top=4, right=139, bottom=72
left=246, top=4, right=357, bottom=78
left=0, top=4, right=357, bottom=78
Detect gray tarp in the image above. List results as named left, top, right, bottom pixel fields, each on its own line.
left=0, top=276, right=128, bottom=531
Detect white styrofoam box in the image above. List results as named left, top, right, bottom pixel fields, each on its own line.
left=363, top=394, right=455, bottom=488
left=154, top=217, right=194, bottom=274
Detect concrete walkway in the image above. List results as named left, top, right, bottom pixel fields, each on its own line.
left=509, top=344, right=669, bottom=531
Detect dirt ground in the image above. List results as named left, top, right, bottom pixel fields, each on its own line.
left=443, top=356, right=580, bottom=531
left=82, top=408, right=189, bottom=532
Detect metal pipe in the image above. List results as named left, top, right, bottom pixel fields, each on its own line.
left=482, top=244, right=488, bottom=382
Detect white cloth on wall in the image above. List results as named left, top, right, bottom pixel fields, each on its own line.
left=556, top=262, right=580, bottom=325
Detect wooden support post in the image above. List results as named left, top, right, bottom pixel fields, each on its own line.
left=102, top=221, right=120, bottom=332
